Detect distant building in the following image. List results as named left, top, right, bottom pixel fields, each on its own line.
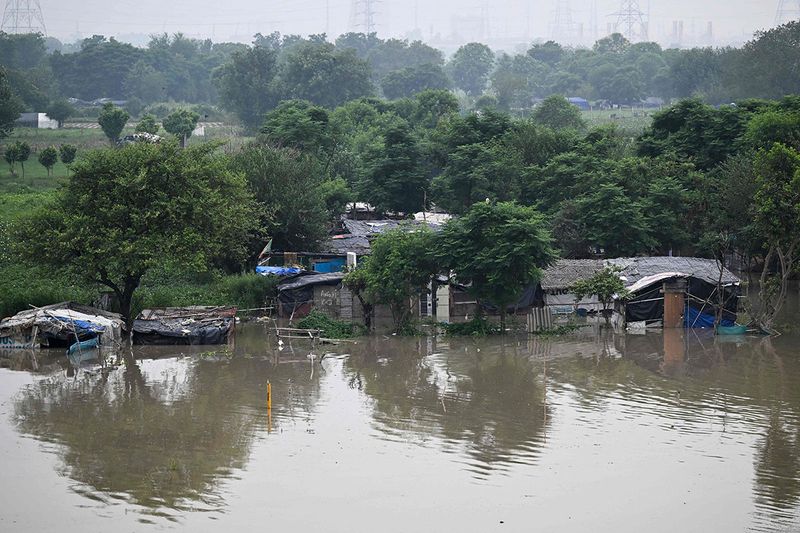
left=15, top=113, right=58, bottom=129
left=567, top=97, right=590, bottom=111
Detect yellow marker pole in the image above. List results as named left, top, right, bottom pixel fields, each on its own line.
left=267, top=381, right=272, bottom=410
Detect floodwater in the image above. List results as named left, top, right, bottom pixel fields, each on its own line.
left=2, top=294, right=800, bottom=531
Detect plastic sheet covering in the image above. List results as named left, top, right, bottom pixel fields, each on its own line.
left=132, top=307, right=236, bottom=345
left=0, top=303, right=124, bottom=349
left=256, top=266, right=304, bottom=276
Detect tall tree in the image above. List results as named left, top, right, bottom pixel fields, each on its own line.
left=232, top=143, right=328, bottom=252
left=0, top=67, right=22, bottom=140
left=45, top=99, right=75, bottom=128
left=97, top=102, right=129, bottom=145
left=448, top=43, right=494, bottom=97
left=17, top=143, right=259, bottom=325
left=359, top=123, right=427, bottom=214
left=532, top=95, right=586, bottom=130
left=437, top=201, right=557, bottom=328
left=381, top=64, right=451, bottom=99
left=347, top=228, right=438, bottom=333
left=752, top=143, right=800, bottom=332
left=162, top=108, right=200, bottom=147
left=37, top=146, right=58, bottom=177
left=213, top=46, right=281, bottom=130
left=279, top=42, right=373, bottom=108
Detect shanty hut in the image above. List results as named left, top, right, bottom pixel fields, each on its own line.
left=532, top=257, right=741, bottom=329
left=132, top=307, right=237, bottom=345
left=539, top=259, right=606, bottom=314
left=0, top=303, right=124, bottom=349
left=606, top=257, right=740, bottom=328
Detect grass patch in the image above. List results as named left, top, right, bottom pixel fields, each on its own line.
left=532, top=323, right=586, bottom=336
left=296, top=310, right=364, bottom=339
left=441, top=317, right=502, bottom=336
left=582, top=108, right=654, bottom=136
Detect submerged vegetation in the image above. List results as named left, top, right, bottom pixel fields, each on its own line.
left=296, top=310, right=365, bottom=339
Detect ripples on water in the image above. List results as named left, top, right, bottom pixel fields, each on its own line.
left=1, top=324, right=800, bottom=531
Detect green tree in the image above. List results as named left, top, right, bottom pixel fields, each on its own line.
left=213, top=46, right=281, bottom=130
left=0, top=67, right=23, bottom=140
left=359, top=123, right=427, bottom=214
left=3, top=142, right=20, bottom=174
left=532, top=95, right=586, bottom=130
left=575, top=183, right=655, bottom=257
left=45, top=99, right=75, bottom=128
left=571, top=266, right=627, bottom=326
left=17, top=142, right=259, bottom=325
left=381, top=63, right=451, bottom=99
left=232, top=143, right=328, bottom=252
left=260, top=100, right=333, bottom=156
left=448, top=43, right=495, bottom=97
left=437, top=201, right=557, bottom=328
left=280, top=41, right=373, bottom=108
left=15, top=141, right=30, bottom=178
left=97, top=102, right=130, bottom=145
left=134, top=114, right=160, bottom=135
left=752, top=143, right=800, bottom=332
left=37, top=146, right=58, bottom=177
left=348, top=229, right=437, bottom=333
left=59, top=144, right=77, bottom=165
left=162, top=108, right=200, bottom=147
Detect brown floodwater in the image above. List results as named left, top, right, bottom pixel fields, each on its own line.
left=2, top=290, right=800, bottom=532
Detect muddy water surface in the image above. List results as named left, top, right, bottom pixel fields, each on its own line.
left=2, top=315, right=800, bottom=532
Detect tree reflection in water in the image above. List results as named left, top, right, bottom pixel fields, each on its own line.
left=343, top=335, right=551, bottom=478
left=13, top=347, right=323, bottom=520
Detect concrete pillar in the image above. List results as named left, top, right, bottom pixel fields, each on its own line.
left=662, top=279, right=687, bottom=328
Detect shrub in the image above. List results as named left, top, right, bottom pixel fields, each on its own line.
left=440, top=317, right=502, bottom=336
left=297, top=310, right=364, bottom=339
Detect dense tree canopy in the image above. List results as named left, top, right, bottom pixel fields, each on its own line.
left=17, top=142, right=259, bottom=324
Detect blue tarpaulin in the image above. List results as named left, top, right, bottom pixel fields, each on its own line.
left=684, top=305, right=734, bottom=328
left=256, top=266, right=303, bottom=276
left=313, top=258, right=346, bottom=273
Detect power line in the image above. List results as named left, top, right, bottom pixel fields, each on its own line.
left=775, top=0, right=800, bottom=25
left=610, top=0, right=648, bottom=41
left=1, top=0, right=46, bottom=34
left=550, top=0, right=578, bottom=43
left=349, top=0, right=379, bottom=34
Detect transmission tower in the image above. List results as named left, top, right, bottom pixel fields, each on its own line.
left=775, top=0, right=800, bottom=25
left=1, top=0, right=46, bottom=34
left=349, top=0, right=379, bottom=34
left=550, top=0, right=578, bottom=44
left=610, top=0, right=647, bottom=41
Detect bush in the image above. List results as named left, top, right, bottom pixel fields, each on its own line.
left=440, top=317, right=502, bottom=336
left=131, top=273, right=278, bottom=318
left=0, top=263, right=95, bottom=319
left=297, top=310, right=365, bottom=339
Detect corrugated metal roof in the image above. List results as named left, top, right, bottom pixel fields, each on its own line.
left=540, top=259, right=605, bottom=290
left=540, top=257, right=740, bottom=290
left=606, top=257, right=740, bottom=286
left=278, top=272, right=346, bottom=292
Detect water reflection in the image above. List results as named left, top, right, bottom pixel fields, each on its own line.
left=4, top=322, right=800, bottom=530
left=343, top=336, right=550, bottom=478
left=13, top=341, right=324, bottom=521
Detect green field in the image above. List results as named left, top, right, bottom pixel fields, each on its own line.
left=582, top=108, right=655, bottom=135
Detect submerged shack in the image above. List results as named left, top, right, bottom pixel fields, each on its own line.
left=0, top=302, right=124, bottom=349
left=532, top=257, right=741, bottom=329
left=132, top=307, right=237, bottom=345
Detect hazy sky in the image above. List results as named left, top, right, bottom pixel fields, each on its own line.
left=34, top=0, right=778, bottom=48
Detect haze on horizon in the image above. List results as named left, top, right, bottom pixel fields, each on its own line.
left=16, top=0, right=783, bottom=50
